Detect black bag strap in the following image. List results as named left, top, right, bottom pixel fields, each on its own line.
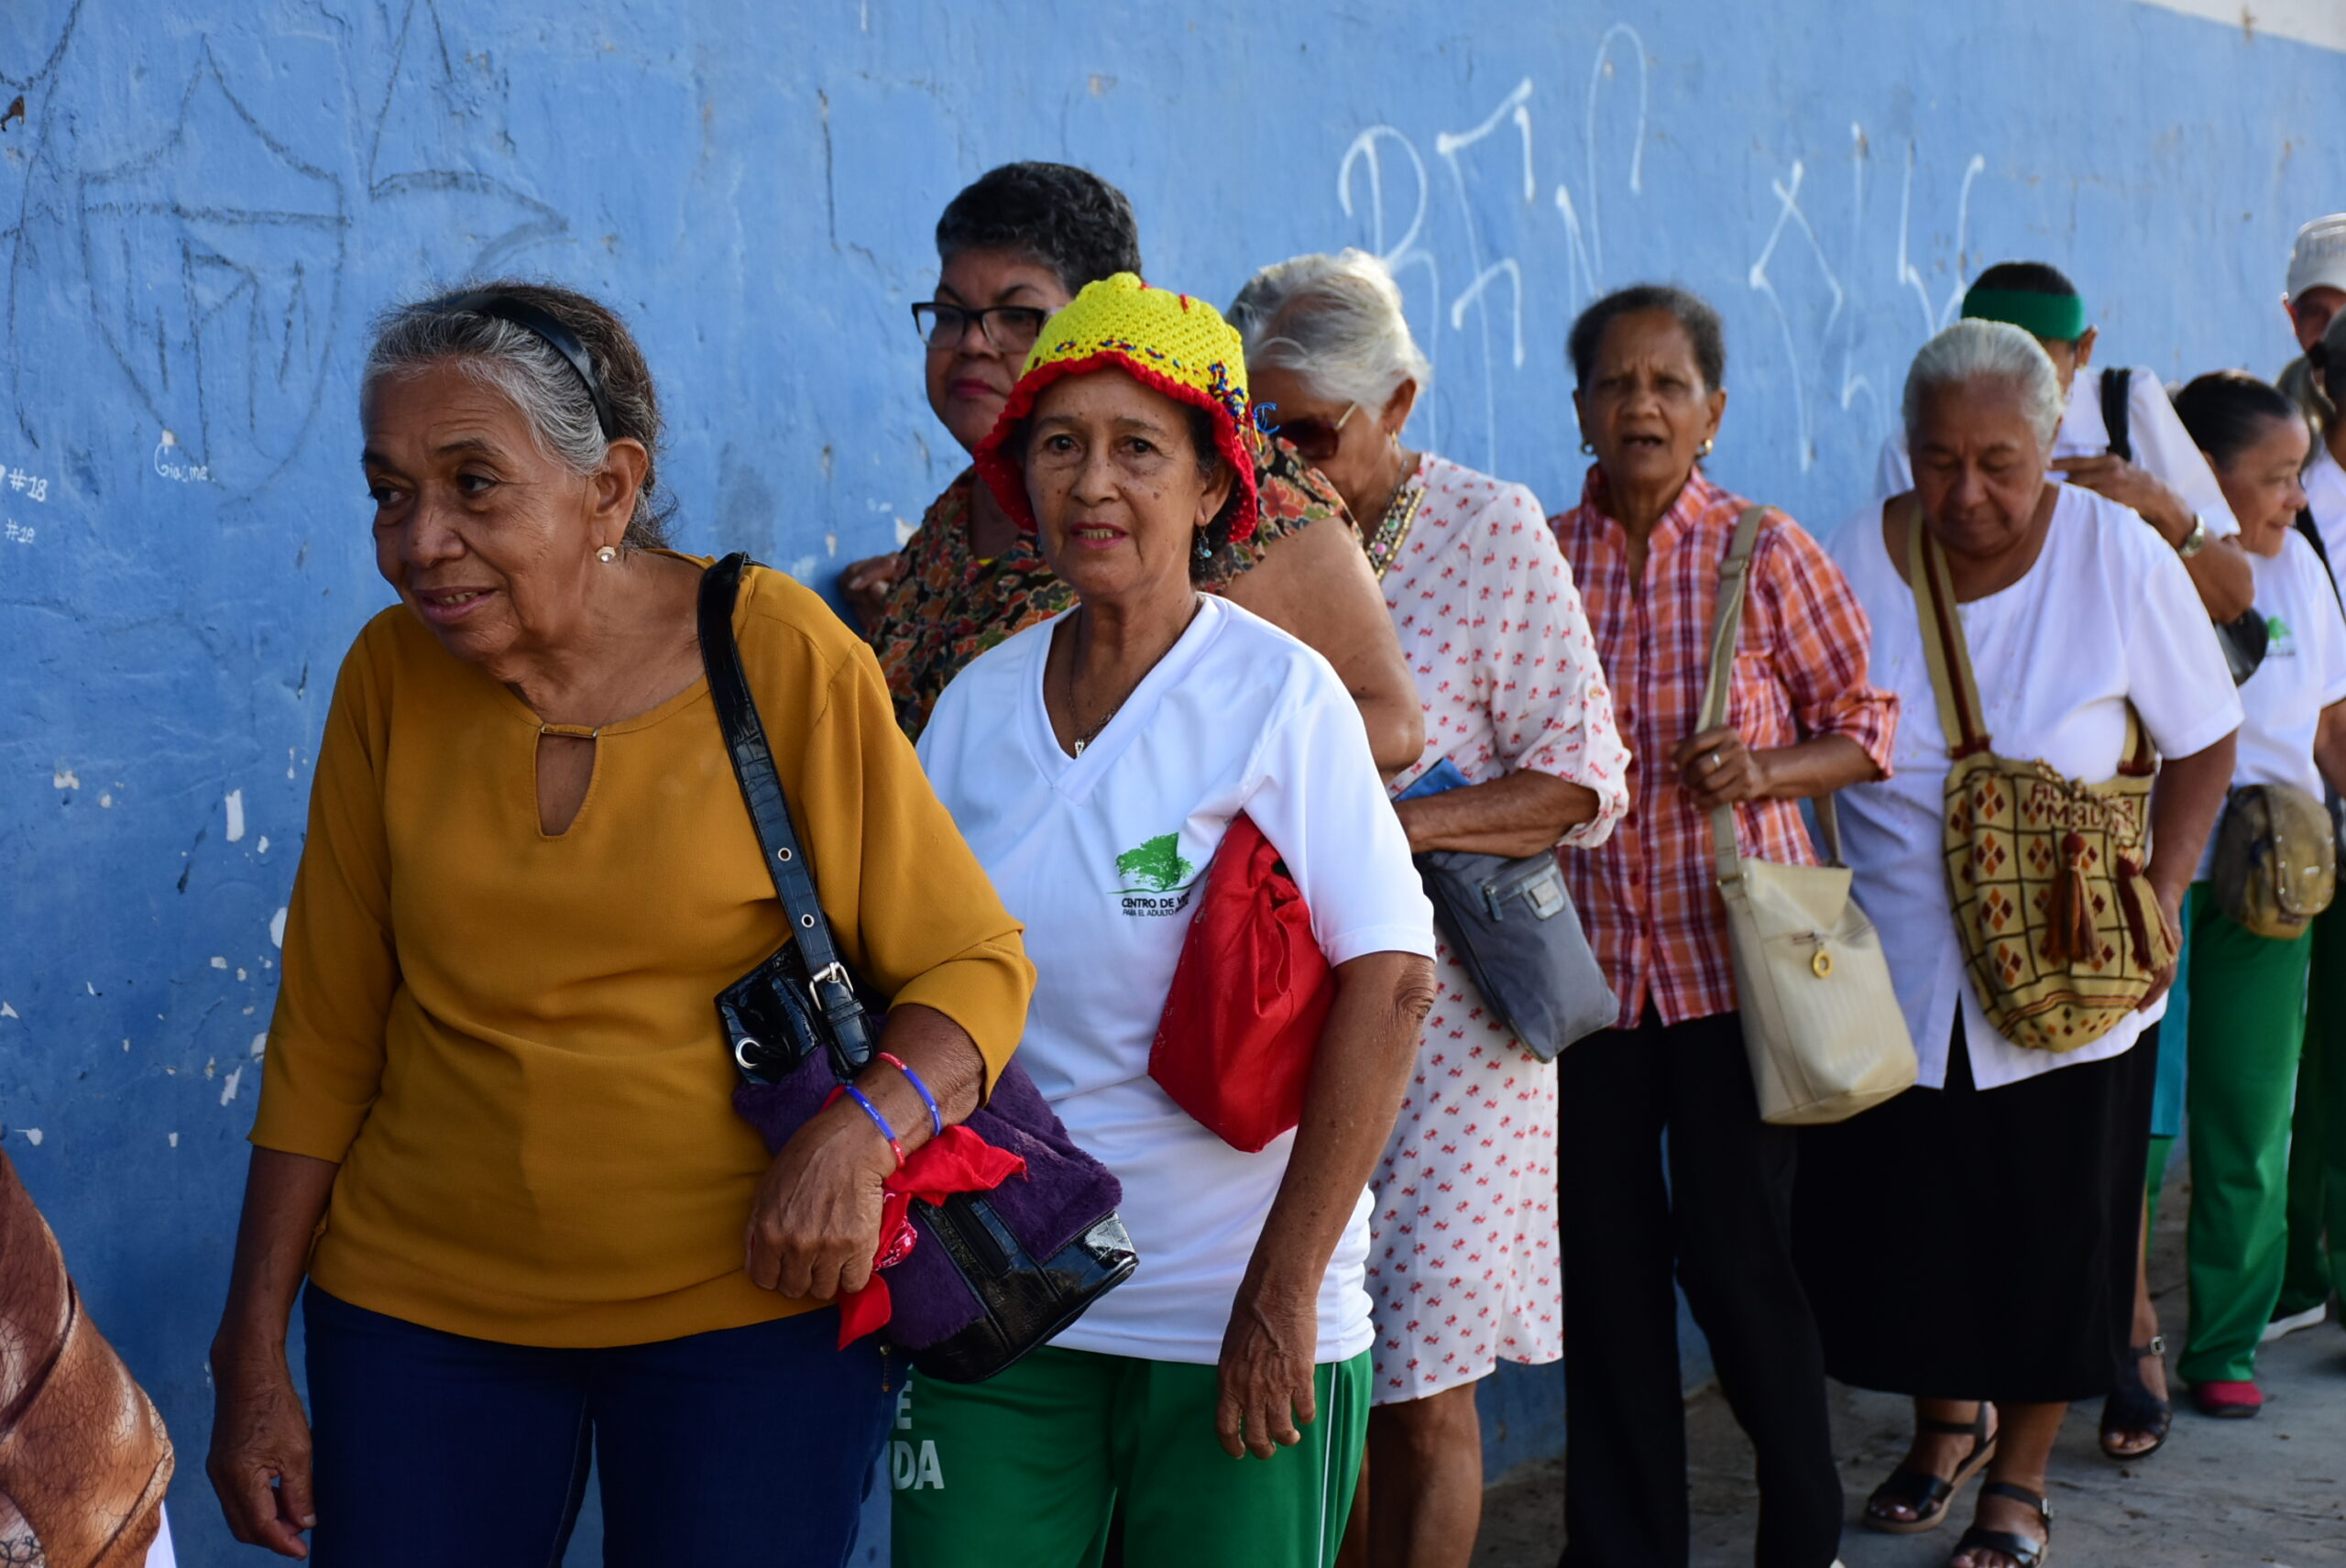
left=2297, top=506, right=2346, bottom=616
left=2101, top=366, right=2132, bottom=462
left=697, top=553, right=875, bottom=1073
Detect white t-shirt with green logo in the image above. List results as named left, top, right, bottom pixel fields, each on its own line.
left=2198, top=529, right=2346, bottom=880
left=919, top=593, right=1436, bottom=1365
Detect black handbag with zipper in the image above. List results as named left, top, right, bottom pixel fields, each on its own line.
left=698, top=553, right=1135, bottom=1383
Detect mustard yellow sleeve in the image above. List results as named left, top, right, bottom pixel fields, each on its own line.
left=791, top=633, right=1035, bottom=1091
left=248, top=623, right=400, bottom=1162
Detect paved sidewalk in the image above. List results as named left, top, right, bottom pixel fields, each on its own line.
left=1477, top=1170, right=2346, bottom=1565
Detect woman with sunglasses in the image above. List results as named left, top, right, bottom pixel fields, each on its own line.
left=1228, top=249, right=1629, bottom=1568
left=838, top=162, right=1422, bottom=770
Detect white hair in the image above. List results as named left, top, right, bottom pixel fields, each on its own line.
left=1902, top=319, right=2066, bottom=451
left=1227, top=248, right=1431, bottom=410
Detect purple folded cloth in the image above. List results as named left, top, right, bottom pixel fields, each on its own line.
left=731, top=1056, right=1123, bottom=1350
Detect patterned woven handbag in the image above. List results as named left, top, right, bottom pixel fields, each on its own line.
left=1902, top=502, right=2174, bottom=1052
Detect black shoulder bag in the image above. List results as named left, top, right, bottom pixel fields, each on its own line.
left=2105, top=366, right=2268, bottom=685
left=700, top=554, right=1135, bottom=1383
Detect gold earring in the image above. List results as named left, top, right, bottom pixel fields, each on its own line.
left=1697, top=438, right=1716, bottom=458
left=596, top=545, right=619, bottom=564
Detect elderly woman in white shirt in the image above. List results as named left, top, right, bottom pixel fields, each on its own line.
left=1796, top=321, right=2239, bottom=1568
left=2281, top=312, right=2346, bottom=1335
left=895, top=273, right=1439, bottom=1568
left=1228, top=249, right=1629, bottom=1568
left=1874, top=262, right=2253, bottom=624
left=2163, top=371, right=2346, bottom=1418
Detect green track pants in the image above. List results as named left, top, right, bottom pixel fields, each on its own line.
left=2280, top=903, right=2346, bottom=1314
left=2180, top=887, right=2316, bottom=1384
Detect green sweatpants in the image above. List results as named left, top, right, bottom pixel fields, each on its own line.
left=890, top=1345, right=1369, bottom=1568
left=2181, top=886, right=2315, bottom=1384
left=2281, top=903, right=2346, bottom=1313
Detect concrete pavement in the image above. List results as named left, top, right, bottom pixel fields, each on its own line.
left=1476, top=1168, right=2346, bottom=1566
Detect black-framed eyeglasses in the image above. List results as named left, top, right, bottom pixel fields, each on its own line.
left=911, top=302, right=1049, bottom=352
left=1273, top=402, right=1359, bottom=465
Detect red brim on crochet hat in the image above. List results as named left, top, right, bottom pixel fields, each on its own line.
left=970, top=353, right=1262, bottom=546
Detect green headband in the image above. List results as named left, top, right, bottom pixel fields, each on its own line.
left=1961, top=287, right=2089, bottom=344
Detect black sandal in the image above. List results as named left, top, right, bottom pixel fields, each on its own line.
left=1863, top=1405, right=2000, bottom=1536
left=2099, top=1337, right=2171, bottom=1460
left=1948, top=1480, right=2052, bottom=1567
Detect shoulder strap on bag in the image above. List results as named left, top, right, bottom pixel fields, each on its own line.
left=697, top=554, right=874, bottom=1072
left=1897, top=495, right=1994, bottom=761
left=2101, top=366, right=2132, bottom=462
left=1700, top=507, right=1850, bottom=876
left=2297, top=505, right=2346, bottom=616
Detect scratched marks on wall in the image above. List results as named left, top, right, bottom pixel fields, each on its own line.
left=1332, top=24, right=1994, bottom=479
left=364, top=0, right=570, bottom=278
left=77, top=45, right=349, bottom=494
left=5, top=0, right=572, bottom=493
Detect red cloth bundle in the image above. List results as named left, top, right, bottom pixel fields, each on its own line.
left=837, top=1127, right=1027, bottom=1347
left=1148, top=813, right=1334, bottom=1153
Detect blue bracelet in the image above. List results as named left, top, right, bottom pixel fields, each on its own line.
left=879, top=1051, right=946, bottom=1140
left=839, top=1082, right=904, bottom=1169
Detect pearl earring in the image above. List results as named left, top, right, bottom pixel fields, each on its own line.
left=596, top=546, right=619, bottom=564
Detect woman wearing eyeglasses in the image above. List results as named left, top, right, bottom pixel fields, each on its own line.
left=1227, top=249, right=1629, bottom=1568
left=838, top=162, right=1422, bottom=771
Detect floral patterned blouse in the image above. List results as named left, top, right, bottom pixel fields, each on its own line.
left=868, top=437, right=1351, bottom=739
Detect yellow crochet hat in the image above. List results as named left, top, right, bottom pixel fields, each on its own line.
left=974, top=272, right=1263, bottom=542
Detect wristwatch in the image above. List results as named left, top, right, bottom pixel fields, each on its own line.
left=2176, top=515, right=2209, bottom=558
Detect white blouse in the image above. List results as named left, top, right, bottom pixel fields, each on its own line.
left=1827, top=486, right=2243, bottom=1090
left=1383, top=454, right=1629, bottom=835
left=918, top=596, right=1435, bottom=1365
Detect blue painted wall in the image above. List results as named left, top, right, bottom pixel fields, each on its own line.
left=3, top=2, right=2341, bottom=1561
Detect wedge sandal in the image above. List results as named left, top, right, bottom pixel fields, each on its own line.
left=2099, top=1337, right=2171, bottom=1459
left=1863, top=1405, right=1999, bottom=1536
left=1947, top=1480, right=2051, bottom=1567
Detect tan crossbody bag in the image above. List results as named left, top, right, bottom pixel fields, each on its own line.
left=1703, top=505, right=1917, bottom=1124
left=1899, top=498, right=2175, bottom=1051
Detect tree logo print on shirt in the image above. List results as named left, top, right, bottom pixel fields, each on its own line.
left=1113, top=832, right=1200, bottom=916
left=2266, top=614, right=2298, bottom=659
left=1116, top=834, right=1195, bottom=892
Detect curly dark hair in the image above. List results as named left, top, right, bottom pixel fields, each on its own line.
left=1568, top=284, right=1727, bottom=393
left=936, top=162, right=1144, bottom=295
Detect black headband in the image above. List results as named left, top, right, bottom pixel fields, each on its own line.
left=430, top=290, right=619, bottom=441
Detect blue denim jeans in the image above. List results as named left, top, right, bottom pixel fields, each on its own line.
left=301, top=1284, right=892, bottom=1567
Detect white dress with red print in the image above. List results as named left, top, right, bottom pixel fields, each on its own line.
left=1366, top=454, right=1629, bottom=1404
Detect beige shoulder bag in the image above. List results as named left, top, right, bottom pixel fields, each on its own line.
left=1703, top=506, right=1917, bottom=1124
left=1901, top=499, right=2175, bottom=1050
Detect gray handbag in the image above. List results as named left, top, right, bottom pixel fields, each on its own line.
left=1414, top=850, right=1617, bottom=1061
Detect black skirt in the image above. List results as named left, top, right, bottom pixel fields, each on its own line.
left=1790, top=1016, right=2156, bottom=1405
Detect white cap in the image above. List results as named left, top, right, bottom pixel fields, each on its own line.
left=2287, top=214, right=2346, bottom=300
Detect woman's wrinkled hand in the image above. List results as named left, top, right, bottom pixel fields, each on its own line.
left=745, top=1106, right=896, bottom=1301
left=2051, top=455, right=2192, bottom=543
left=1671, top=725, right=1772, bottom=811
left=207, top=1348, right=316, bottom=1559
left=1215, top=1278, right=1320, bottom=1460
left=839, top=554, right=906, bottom=632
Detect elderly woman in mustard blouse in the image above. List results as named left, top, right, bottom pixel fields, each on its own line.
left=203, top=283, right=1032, bottom=1568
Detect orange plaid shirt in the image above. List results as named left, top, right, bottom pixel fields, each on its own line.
left=1551, top=467, right=1896, bottom=1029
